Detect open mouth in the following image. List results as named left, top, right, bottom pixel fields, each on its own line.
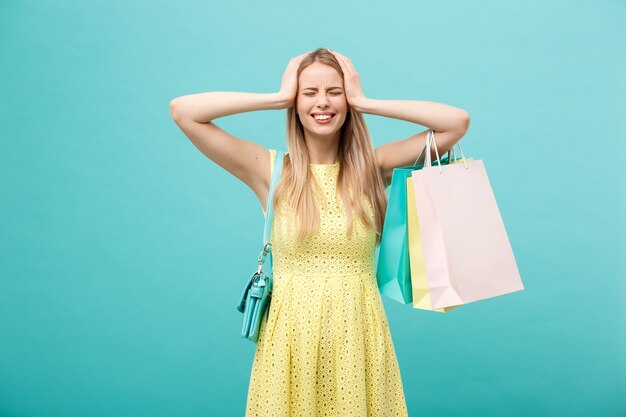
left=311, top=113, right=336, bottom=123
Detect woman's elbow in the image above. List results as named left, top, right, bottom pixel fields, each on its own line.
left=456, top=110, right=470, bottom=134
left=169, top=97, right=186, bottom=121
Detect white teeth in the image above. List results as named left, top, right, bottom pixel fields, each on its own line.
left=313, top=114, right=333, bottom=120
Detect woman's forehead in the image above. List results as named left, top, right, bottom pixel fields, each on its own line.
left=299, top=63, right=342, bottom=86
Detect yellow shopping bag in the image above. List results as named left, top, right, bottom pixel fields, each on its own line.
left=407, top=175, right=459, bottom=313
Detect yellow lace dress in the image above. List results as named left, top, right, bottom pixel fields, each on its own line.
left=246, top=149, right=409, bottom=417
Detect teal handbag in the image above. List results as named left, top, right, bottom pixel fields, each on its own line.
left=375, top=130, right=458, bottom=304
left=236, top=150, right=284, bottom=343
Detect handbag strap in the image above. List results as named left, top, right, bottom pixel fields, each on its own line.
left=264, top=150, right=284, bottom=243
left=257, top=150, right=285, bottom=269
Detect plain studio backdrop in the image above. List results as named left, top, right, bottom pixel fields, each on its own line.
left=1, top=1, right=624, bottom=416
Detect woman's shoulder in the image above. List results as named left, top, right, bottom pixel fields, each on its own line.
left=268, top=149, right=289, bottom=176
left=269, top=149, right=277, bottom=176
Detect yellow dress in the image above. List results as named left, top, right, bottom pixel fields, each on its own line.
left=246, top=149, right=409, bottom=417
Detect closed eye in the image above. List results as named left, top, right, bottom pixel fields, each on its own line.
left=303, top=92, right=342, bottom=96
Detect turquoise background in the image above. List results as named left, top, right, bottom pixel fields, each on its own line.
left=1, top=0, right=624, bottom=416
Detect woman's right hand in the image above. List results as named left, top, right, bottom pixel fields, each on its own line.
left=277, top=52, right=311, bottom=109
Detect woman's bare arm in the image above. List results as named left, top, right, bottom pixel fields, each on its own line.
left=170, top=91, right=288, bottom=123
left=356, top=98, right=470, bottom=186
left=169, top=92, right=289, bottom=212
left=168, top=53, right=310, bottom=212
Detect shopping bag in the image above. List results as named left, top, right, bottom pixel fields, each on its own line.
left=411, top=130, right=524, bottom=309
left=407, top=171, right=460, bottom=313
left=375, top=166, right=416, bottom=304
left=375, top=144, right=455, bottom=305
left=406, top=144, right=470, bottom=313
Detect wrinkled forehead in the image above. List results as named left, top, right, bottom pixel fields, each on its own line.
left=299, top=63, right=343, bottom=89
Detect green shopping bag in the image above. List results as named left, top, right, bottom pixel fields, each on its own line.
left=375, top=147, right=456, bottom=304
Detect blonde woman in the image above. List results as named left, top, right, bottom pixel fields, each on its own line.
left=169, top=47, right=470, bottom=417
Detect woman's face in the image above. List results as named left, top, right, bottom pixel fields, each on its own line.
left=296, top=62, right=348, bottom=137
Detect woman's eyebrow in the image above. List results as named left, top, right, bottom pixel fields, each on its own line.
left=302, top=86, right=343, bottom=91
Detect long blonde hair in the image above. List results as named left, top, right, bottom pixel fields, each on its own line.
left=271, top=47, right=388, bottom=246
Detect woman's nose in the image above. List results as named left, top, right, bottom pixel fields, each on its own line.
left=317, top=95, right=329, bottom=108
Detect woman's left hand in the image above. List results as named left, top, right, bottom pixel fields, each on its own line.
left=328, top=49, right=368, bottom=110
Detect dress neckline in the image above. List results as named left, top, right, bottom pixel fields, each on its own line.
left=310, top=161, right=340, bottom=167
left=282, top=151, right=339, bottom=167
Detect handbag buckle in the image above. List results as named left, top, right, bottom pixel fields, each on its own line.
left=257, top=242, right=272, bottom=264
left=250, top=271, right=260, bottom=285
left=263, top=242, right=272, bottom=254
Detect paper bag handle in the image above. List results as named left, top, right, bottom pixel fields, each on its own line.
left=413, top=129, right=468, bottom=171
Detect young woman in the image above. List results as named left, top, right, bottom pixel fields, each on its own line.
left=170, top=47, right=470, bottom=417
